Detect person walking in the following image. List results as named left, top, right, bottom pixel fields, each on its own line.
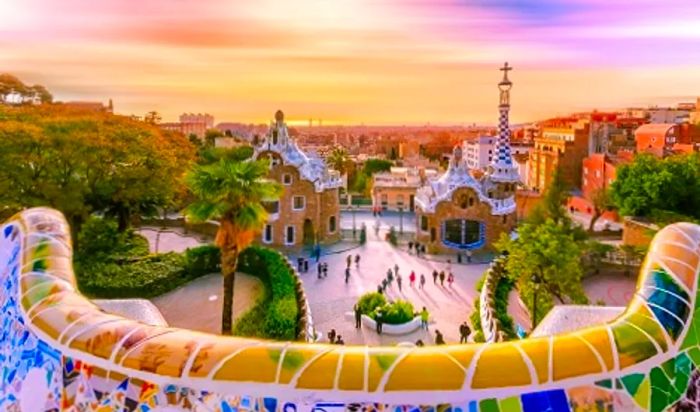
left=328, top=329, right=337, bottom=344
left=466, top=249, right=472, bottom=263
left=420, top=273, right=426, bottom=289
left=459, top=322, right=468, bottom=343
left=408, top=241, right=413, bottom=253
left=387, top=269, right=394, bottom=285
left=354, top=304, right=362, bottom=329
left=346, top=255, right=352, bottom=269
left=336, top=336, right=345, bottom=345
left=345, top=267, right=351, bottom=284
left=355, top=254, right=361, bottom=268
left=323, top=263, right=328, bottom=278
left=314, top=243, right=321, bottom=262
left=415, top=339, right=424, bottom=347
left=420, top=307, right=429, bottom=330
left=435, top=329, right=445, bottom=345
left=415, top=242, right=420, bottom=257
left=317, top=262, right=322, bottom=279
left=447, top=272, right=454, bottom=288
left=382, top=278, right=388, bottom=291
left=376, top=311, right=384, bottom=334
left=409, top=271, right=416, bottom=287
left=394, top=264, right=399, bottom=276
left=377, top=284, right=383, bottom=294
left=439, top=271, right=445, bottom=287
left=397, top=274, right=402, bottom=291
left=432, top=270, right=438, bottom=284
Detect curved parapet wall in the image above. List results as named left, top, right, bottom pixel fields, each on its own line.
left=3, top=207, right=700, bottom=411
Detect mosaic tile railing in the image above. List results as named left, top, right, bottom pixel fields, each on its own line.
left=3, top=207, right=700, bottom=411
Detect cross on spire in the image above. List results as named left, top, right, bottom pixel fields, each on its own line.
left=500, top=62, right=512, bottom=81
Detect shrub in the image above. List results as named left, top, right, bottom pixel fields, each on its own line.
left=184, top=245, right=220, bottom=277
left=357, top=292, right=387, bottom=315
left=76, top=216, right=148, bottom=261
left=233, top=246, right=300, bottom=340
left=377, top=300, right=414, bottom=325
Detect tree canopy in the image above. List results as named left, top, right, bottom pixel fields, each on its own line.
left=0, top=73, right=53, bottom=104
left=0, top=104, right=195, bottom=236
left=610, top=153, right=700, bottom=222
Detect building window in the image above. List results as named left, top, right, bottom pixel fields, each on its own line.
left=583, top=167, right=588, bottom=175
left=469, top=197, right=475, bottom=207
left=263, top=224, right=273, bottom=244
left=285, top=225, right=295, bottom=245
left=263, top=200, right=279, bottom=214
left=397, top=194, right=404, bottom=207
left=329, top=216, right=336, bottom=233
left=420, top=216, right=429, bottom=232
left=381, top=194, right=388, bottom=207
left=442, top=219, right=484, bottom=249
left=283, top=174, right=292, bottom=185
left=292, top=196, right=305, bottom=211
left=502, top=215, right=507, bottom=224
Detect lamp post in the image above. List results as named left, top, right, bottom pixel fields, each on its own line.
left=351, top=205, right=357, bottom=239
left=399, top=206, right=404, bottom=235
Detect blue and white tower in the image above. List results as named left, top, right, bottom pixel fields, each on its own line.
left=489, top=62, right=520, bottom=184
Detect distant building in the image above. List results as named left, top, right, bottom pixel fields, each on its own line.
left=372, top=167, right=435, bottom=212
left=415, top=63, right=519, bottom=253
left=399, top=140, right=421, bottom=159
left=635, top=123, right=677, bottom=157
left=253, top=110, right=343, bottom=248
left=463, top=136, right=531, bottom=175
left=160, top=113, right=214, bottom=139
left=63, top=99, right=113, bottom=113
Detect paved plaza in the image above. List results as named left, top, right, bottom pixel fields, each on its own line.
left=130, top=210, right=638, bottom=345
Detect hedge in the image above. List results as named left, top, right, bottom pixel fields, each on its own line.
left=356, top=292, right=414, bottom=325
left=233, top=246, right=298, bottom=340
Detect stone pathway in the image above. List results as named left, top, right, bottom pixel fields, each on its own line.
left=151, top=273, right=264, bottom=334
left=137, top=227, right=204, bottom=253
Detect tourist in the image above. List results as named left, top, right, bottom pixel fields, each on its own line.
left=415, top=339, right=424, bottom=347
left=355, top=254, right=361, bottom=268
left=408, top=241, right=413, bottom=253
left=297, top=257, right=304, bottom=272
left=414, top=242, right=420, bottom=256
left=345, top=267, right=351, bottom=283
left=460, top=322, right=471, bottom=343
left=336, top=336, right=345, bottom=345
left=435, top=329, right=445, bottom=345
left=317, top=262, right=322, bottom=279
left=354, top=304, right=362, bottom=329
left=382, top=278, right=388, bottom=291
left=376, top=311, right=384, bottom=334
left=420, top=307, right=429, bottom=330
left=409, top=271, right=416, bottom=287
left=314, top=243, right=321, bottom=262
left=420, top=273, right=426, bottom=289
left=394, top=263, right=399, bottom=276
left=421, top=244, right=427, bottom=255
left=323, top=263, right=328, bottom=278
left=377, top=284, right=383, bottom=294
left=397, top=273, right=402, bottom=291
left=447, top=272, right=454, bottom=288
left=432, top=270, right=438, bottom=284
left=328, top=329, right=337, bottom=344
left=346, top=254, right=352, bottom=269
left=303, top=259, right=309, bottom=273
left=466, top=249, right=472, bottom=263
left=439, top=271, right=445, bottom=287
left=387, top=269, right=394, bottom=285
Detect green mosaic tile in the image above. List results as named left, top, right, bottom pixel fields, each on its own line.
left=479, top=398, right=499, bottom=412
left=633, top=377, right=650, bottom=409
left=498, top=396, right=521, bottom=412
left=595, top=379, right=612, bottom=389
left=621, top=373, right=645, bottom=396
left=671, top=353, right=693, bottom=396
left=688, top=347, right=700, bottom=366
left=650, top=367, right=671, bottom=412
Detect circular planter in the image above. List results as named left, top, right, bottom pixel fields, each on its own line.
left=360, top=314, right=423, bottom=335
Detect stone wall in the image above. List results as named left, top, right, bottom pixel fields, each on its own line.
left=415, top=187, right=516, bottom=254
left=623, top=217, right=659, bottom=248
left=479, top=256, right=508, bottom=342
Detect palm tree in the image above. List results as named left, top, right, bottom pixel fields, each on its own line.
left=184, top=159, right=282, bottom=334
left=327, top=148, right=350, bottom=175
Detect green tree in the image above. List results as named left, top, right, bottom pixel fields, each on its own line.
left=496, top=219, right=588, bottom=329
left=327, top=147, right=351, bottom=175
left=184, top=159, right=282, bottom=335
left=363, top=159, right=393, bottom=175
left=205, top=128, right=223, bottom=146
left=610, top=153, right=700, bottom=221
left=588, top=187, right=613, bottom=232
left=144, top=111, right=161, bottom=124
left=0, top=104, right=194, bottom=237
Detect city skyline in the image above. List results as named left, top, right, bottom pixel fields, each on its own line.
left=3, top=0, right=700, bottom=124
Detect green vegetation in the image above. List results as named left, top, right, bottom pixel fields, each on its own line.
left=350, top=158, right=393, bottom=195
left=326, top=147, right=351, bottom=175
left=469, top=297, right=485, bottom=343
left=184, top=158, right=282, bottom=335
left=492, top=276, right=517, bottom=339
left=0, top=103, right=195, bottom=234
left=387, top=226, right=398, bottom=246
left=233, top=246, right=299, bottom=340
left=355, top=292, right=415, bottom=325
left=0, top=73, right=52, bottom=104
left=74, top=217, right=219, bottom=298
left=611, top=153, right=700, bottom=223
left=198, top=145, right=254, bottom=165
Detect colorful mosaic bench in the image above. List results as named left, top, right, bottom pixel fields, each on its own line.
left=2, top=207, right=700, bottom=411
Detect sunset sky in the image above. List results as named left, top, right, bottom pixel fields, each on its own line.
left=2, top=0, right=700, bottom=125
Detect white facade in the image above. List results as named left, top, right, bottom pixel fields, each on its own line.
left=463, top=136, right=496, bottom=170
